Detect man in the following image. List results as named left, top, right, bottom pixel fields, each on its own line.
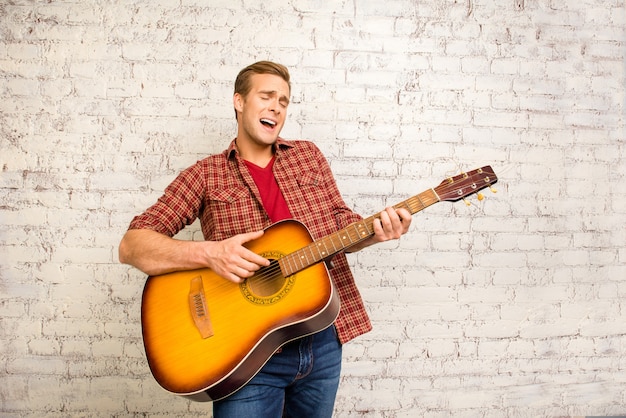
left=119, top=61, right=411, bottom=417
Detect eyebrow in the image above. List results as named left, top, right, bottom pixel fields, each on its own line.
left=259, top=90, right=290, bottom=105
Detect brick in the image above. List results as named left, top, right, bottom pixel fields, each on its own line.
left=398, top=286, right=456, bottom=304
left=92, top=338, right=125, bottom=357
left=7, top=356, right=67, bottom=375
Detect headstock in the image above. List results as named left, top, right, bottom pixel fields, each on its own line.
left=434, top=166, right=498, bottom=203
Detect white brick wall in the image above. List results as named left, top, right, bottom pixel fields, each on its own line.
left=1, top=0, right=624, bottom=416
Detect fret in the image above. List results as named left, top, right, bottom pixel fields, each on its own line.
left=322, top=235, right=337, bottom=254
left=346, top=224, right=359, bottom=243
left=315, top=240, right=329, bottom=259
left=303, top=244, right=317, bottom=265
left=393, top=199, right=413, bottom=214
left=291, top=251, right=302, bottom=274
left=333, top=229, right=353, bottom=250
left=332, top=232, right=342, bottom=251
left=358, top=221, right=372, bottom=237
left=351, top=222, right=370, bottom=242
left=409, top=194, right=426, bottom=213
left=293, top=249, right=306, bottom=270
left=351, top=224, right=365, bottom=241
left=338, top=228, right=356, bottom=247
left=402, top=190, right=437, bottom=215
left=325, top=233, right=339, bottom=252
left=280, top=252, right=295, bottom=277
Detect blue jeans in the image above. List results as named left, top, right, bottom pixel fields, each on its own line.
left=212, top=325, right=342, bottom=418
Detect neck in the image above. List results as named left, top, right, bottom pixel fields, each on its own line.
left=236, top=139, right=274, bottom=167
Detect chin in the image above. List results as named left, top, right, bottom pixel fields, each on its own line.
left=260, top=133, right=280, bottom=144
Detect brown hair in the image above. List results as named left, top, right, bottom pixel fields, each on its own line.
left=234, top=61, right=291, bottom=98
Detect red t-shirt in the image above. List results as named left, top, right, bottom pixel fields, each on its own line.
left=244, top=157, right=292, bottom=223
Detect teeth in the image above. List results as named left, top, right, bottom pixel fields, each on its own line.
left=260, top=118, right=276, bottom=127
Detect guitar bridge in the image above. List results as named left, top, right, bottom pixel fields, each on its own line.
left=189, top=276, right=214, bottom=339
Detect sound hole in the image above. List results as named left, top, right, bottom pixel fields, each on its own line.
left=240, top=258, right=296, bottom=306
left=246, top=260, right=285, bottom=297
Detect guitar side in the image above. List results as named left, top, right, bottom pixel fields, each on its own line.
left=141, top=220, right=340, bottom=401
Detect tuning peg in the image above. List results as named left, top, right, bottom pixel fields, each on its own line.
left=477, top=193, right=484, bottom=201
left=489, top=186, right=497, bottom=194
left=463, top=198, right=471, bottom=206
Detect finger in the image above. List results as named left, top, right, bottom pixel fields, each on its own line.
left=222, top=271, right=244, bottom=284
left=386, top=207, right=410, bottom=232
left=232, top=264, right=256, bottom=279
left=396, top=208, right=412, bottom=232
left=222, top=262, right=258, bottom=284
left=236, top=229, right=265, bottom=245
left=381, top=208, right=400, bottom=233
left=378, top=209, right=392, bottom=230
left=220, top=231, right=267, bottom=267
left=381, top=208, right=404, bottom=238
left=372, top=216, right=384, bottom=236
left=237, top=254, right=269, bottom=273
left=396, top=208, right=411, bottom=222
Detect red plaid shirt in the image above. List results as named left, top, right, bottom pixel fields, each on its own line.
left=129, top=138, right=372, bottom=344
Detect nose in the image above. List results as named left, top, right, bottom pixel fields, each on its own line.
left=269, top=98, right=280, bottom=113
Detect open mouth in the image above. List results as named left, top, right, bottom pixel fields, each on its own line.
left=260, top=118, right=277, bottom=128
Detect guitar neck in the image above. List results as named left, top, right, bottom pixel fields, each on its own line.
left=279, top=188, right=440, bottom=277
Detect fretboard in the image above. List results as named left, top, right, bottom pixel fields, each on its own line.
left=279, top=188, right=440, bottom=277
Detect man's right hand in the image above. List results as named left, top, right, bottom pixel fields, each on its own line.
left=203, top=230, right=270, bottom=283
left=119, top=228, right=269, bottom=282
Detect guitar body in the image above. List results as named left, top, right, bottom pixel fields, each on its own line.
left=141, top=220, right=339, bottom=401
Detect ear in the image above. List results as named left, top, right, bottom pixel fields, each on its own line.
left=233, top=93, right=244, bottom=113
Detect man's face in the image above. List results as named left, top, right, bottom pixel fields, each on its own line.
left=234, top=73, right=290, bottom=149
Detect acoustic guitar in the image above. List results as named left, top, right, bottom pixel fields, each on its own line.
left=140, top=166, right=498, bottom=401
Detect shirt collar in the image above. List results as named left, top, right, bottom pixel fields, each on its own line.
left=226, top=137, right=294, bottom=159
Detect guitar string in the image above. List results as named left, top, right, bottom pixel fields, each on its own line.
left=243, top=193, right=427, bottom=286
left=243, top=186, right=455, bottom=286
left=240, top=168, right=495, bottom=287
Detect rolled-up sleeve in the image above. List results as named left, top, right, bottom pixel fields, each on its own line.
left=128, top=162, right=205, bottom=237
